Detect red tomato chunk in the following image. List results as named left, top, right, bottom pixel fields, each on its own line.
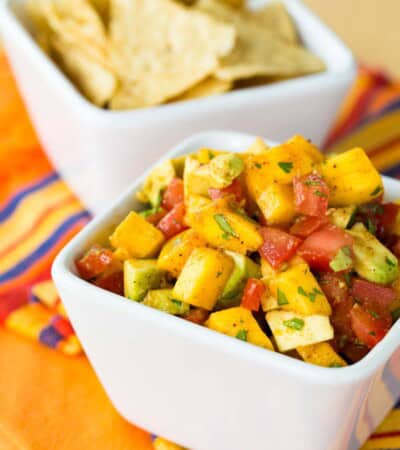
left=290, top=215, right=330, bottom=238
left=293, top=173, right=329, bottom=217
left=76, top=245, right=114, bottom=280
left=157, top=203, right=188, bottom=239
left=297, top=225, right=353, bottom=271
left=162, top=178, right=184, bottom=211
left=241, top=278, right=265, bottom=311
left=209, top=179, right=244, bottom=204
left=350, top=304, right=391, bottom=348
left=259, top=227, right=302, bottom=269
left=94, top=271, right=124, bottom=296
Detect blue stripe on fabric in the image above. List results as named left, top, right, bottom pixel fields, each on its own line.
left=382, top=165, right=400, bottom=178
left=0, top=172, right=59, bottom=223
left=0, top=210, right=90, bottom=283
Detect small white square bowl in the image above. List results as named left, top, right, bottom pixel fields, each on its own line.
left=52, top=131, right=400, bottom=450
left=0, top=0, right=356, bottom=215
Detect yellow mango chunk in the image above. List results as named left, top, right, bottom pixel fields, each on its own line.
left=261, top=255, right=306, bottom=280
left=197, top=148, right=226, bottom=164
left=191, top=198, right=263, bottom=254
left=256, top=183, right=295, bottom=225
left=245, top=137, right=270, bottom=155
left=266, top=311, right=334, bottom=352
left=297, top=342, right=347, bottom=368
left=243, top=143, right=315, bottom=200
left=321, top=148, right=383, bottom=206
left=173, top=247, right=234, bottom=310
left=183, top=156, right=211, bottom=197
left=157, top=229, right=206, bottom=277
left=286, top=135, right=324, bottom=163
left=269, top=263, right=332, bottom=316
left=110, top=211, right=165, bottom=258
left=184, top=194, right=212, bottom=227
left=206, top=307, right=274, bottom=350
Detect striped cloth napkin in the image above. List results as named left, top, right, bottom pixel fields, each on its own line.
left=0, top=51, right=399, bottom=449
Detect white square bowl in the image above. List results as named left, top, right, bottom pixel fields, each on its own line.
left=52, top=131, right=400, bottom=450
left=0, top=0, right=356, bottom=215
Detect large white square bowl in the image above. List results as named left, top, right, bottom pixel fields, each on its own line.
left=0, top=0, right=356, bottom=215
left=52, top=131, right=400, bottom=450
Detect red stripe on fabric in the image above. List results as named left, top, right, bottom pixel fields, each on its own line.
left=324, top=71, right=389, bottom=148
left=370, top=430, right=400, bottom=439
left=366, top=135, right=400, bottom=158
left=0, top=195, right=78, bottom=259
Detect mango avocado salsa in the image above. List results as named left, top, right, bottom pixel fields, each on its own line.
left=76, top=135, right=400, bottom=367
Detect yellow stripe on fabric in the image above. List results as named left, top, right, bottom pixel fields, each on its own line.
left=370, top=141, right=400, bottom=172
left=362, top=436, right=400, bottom=449
left=0, top=200, right=83, bottom=273
left=327, top=110, right=400, bottom=154
left=0, top=181, right=75, bottom=253
left=373, top=409, right=400, bottom=433
left=5, top=304, right=52, bottom=340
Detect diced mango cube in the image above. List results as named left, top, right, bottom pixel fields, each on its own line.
left=320, top=148, right=383, bottom=206
left=296, top=342, right=347, bottom=368
left=245, top=137, right=270, bottom=155
left=206, top=306, right=274, bottom=350
left=256, top=183, right=295, bottom=225
left=157, top=229, right=206, bottom=277
left=286, top=135, right=324, bottom=163
left=266, top=310, right=334, bottom=352
left=173, top=247, right=234, bottom=310
left=191, top=198, right=262, bottom=254
left=110, top=211, right=165, bottom=258
left=197, top=148, right=225, bottom=164
left=269, top=263, right=331, bottom=316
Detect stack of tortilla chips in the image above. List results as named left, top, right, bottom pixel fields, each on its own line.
left=28, top=0, right=325, bottom=110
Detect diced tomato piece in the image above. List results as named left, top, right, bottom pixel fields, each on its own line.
left=94, top=270, right=124, bottom=296
left=319, top=272, right=349, bottom=306
left=297, top=225, right=353, bottom=271
left=145, top=208, right=167, bottom=225
left=341, top=343, right=369, bottom=363
left=209, top=179, right=244, bottom=204
left=293, top=173, right=329, bottom=217
left=259, top=227, right=302, bottom=269
left=331, top=295, right=355, bottom=340
left=350, top=304, right=391, bottom=348
left=290, top=215, right=330, bottom=238
left=377, top=203, right=400, bottom=237
left=183, top=308, right=210, bottom=325
left=162, top=178, right=184, bottom=211
left=392, top=238, right=400, bottom=258
left=350, top=278, right=396, bottom=311
left=157, top=203, right=188, bottom=239
left=240, top=278, right=265, bottom=311
left=76, top=245, right=114, bottom=280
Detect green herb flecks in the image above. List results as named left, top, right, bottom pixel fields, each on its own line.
left=297, top=286, right=323, bottom=302
left=366, top=218, right=376, bottom=235
left=329, top=246, right=353, bottom=272
left=314, top=190, right=328, bottom=198
left=278, top=161, right=293, bottom=174
left=283, top=318, right=305, bottom=331
left=368, top=309, right=380, bottom=319
left=386, top=257, right=396, bottom=267
left=277, top=288, right=289, bottom=306
left=329, top=362, right=343, bottom=368
left=392, top=308, right=400, bottom=322
left=343, top=272, right=352, bottom=287
left=214, top=214, right=238, bottom=240
left=370, top=185, right=383, bottom=197
left=304, top=180, right=322, bottom=187
left=236, top=329, right=248, bottom=341
left=255, top=162, right=262, bottom=169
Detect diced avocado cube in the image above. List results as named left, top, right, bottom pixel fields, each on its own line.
left=216, top=252, right=261, bottom=309
left=349, top=223, right=399, bottom=284
left=143, top=289, right=190, bottom=315
left=329, top=206, right=357, bottom=229
left=136, top=160, right=175, bottom=206
left=124, top=259, right=164, bottom=302
left=195, top=153, right=244, bottom=189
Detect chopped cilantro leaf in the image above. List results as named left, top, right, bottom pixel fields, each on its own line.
left=255, top=162, right=262, bottom=169
left=343, top=272, right=352, bottom=287
left=214, top=214, right=238, bottom=239
left=297, top=286, right=308, bottom=297
left=366, top=218, right=376, bottom=235
left=370, top=185, right=383, bottom=197
left=278, top=161, right=293, bottom=173
left=329, top=363, right=343, bottom=368
left=236, top=329, right=248, bottom=341
left=283, top=318, right=305, bottom=331
left=277, top=288, right=289, bottom=305
left=385, top=257, right=396, bottom=267
left=314, top=190, right=328, bottom=198
left=368, top=309, right=380, bottom=319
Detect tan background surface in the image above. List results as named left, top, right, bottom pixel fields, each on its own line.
left=303, top=0, right=400, bottom=77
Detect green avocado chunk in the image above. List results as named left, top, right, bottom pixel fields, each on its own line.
left=330, top=206, right=357, bottom=229
left=143, top=289, right=190, bottom=315
left=196, top=153, right=244, bottom=189
left=137, top=160, right=175, bottom=207
left=349, top=223, right=399, bottom=284
left=124, top=259, right=164, bottom=301
left=215, top=251, right=261, bottom=309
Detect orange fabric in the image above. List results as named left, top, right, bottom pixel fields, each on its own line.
left=0, top=328, right=153, bottom=450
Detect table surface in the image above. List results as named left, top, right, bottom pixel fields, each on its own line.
left=303, top=0, right=400, bottom=78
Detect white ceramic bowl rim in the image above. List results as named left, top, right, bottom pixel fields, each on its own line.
left=2, top=0, right=356, bottom=124
left=53, top=130, right=400, bottom=386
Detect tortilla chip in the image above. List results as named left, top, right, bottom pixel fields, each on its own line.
left=29, top=0, right=116, bottom=106
left=27, top=0, right=52, bottom=53
left=174, top=77, right=232, bottom=101
left=89, top=0, right=110, bottom=24
left=196, top=0, right=325, bottom=81
left=252, top=2, right=299, bottom=46
left=109, top=0, right=235, bottom=110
